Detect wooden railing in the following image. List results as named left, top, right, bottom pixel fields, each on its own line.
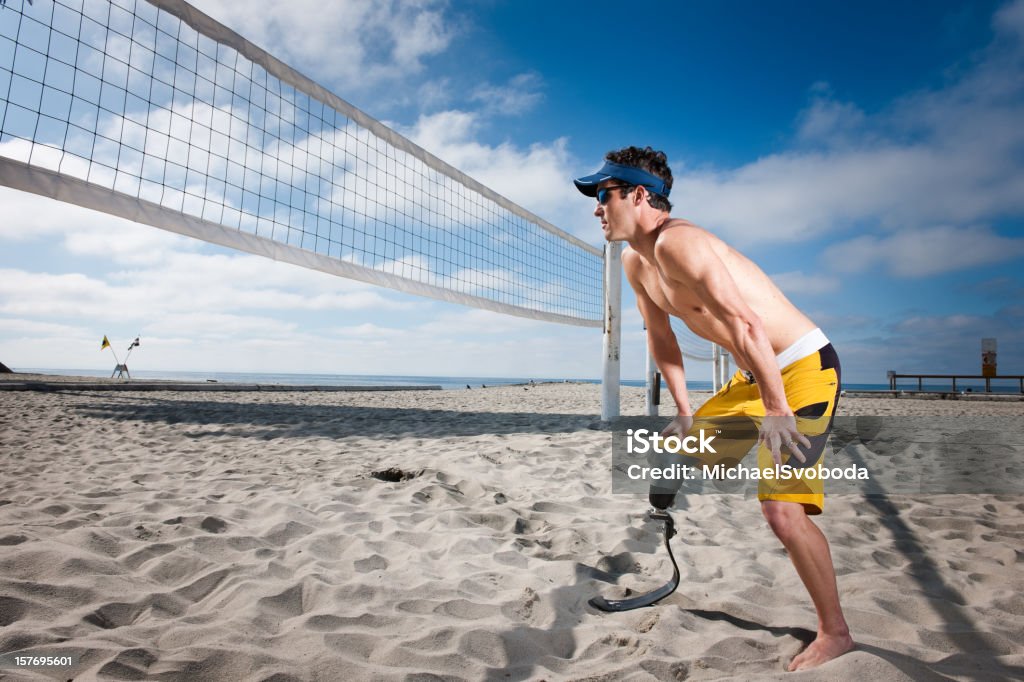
left=887, top=373, right=1024, bottom=393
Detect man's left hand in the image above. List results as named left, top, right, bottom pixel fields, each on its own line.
left=758, top=414, right=812, bottom=466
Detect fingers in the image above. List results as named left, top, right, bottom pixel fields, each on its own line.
left=786, top=437, right=807, bottom=463
left=787, top=428, right=810, bottom=463
left=660, top=416, right=692, bottom=439
left=760, top=423, right=808, bottom=464
left=766, top=431, right=783, bottom=467
left=758, top=430, right=781, bottom=466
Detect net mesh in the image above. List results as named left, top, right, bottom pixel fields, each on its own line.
left=670, top=320, right=714, bottom=362
left=0, top=0, right=603, bottom=326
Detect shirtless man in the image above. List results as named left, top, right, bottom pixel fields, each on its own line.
left=574, top=146, right=854, bottom=671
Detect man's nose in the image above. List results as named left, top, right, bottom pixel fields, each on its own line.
left=593, top=202, right=604, bottom=217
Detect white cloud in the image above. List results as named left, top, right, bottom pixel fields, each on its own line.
left=470, top=73, right=544, bottom=115
left=0, top=247, right=412, bottom=324
left=143, top=312, right=298, bottom=338
left=399, top=110, right=592, bottom=239
left=0, top=270, right=143, bottom=318
left=0, top=317, right=88, bottom=337
left=190, top=0, right=454, bottom=90
left=0, top=308, right=605, bottom=379
left=0, top=187, right=198, bottom=265
left=838, top=306, right=1024, bottom=378
left=415, top=308, right=548, bottom=337
left=822, top=224, right=1024, bottom=277
left=61, top=224, right=197, bottom=266
left=674, top=1, right=1024, bottom=257
left=995, top=0, right=1024, bottom=37
left=891, top=314, right=984, bottom=335
left=796, top=86, right=867, bottom=144
left=963, top=276, right=1024, bottom=302
left=403, top=109, right=479, bottom=149
left=801, top=297, right=1024, bottom=381
left=331, top=322, right=407, bottom=338
left=416, top=78, right=454, bottom=111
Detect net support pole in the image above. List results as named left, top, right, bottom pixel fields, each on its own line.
left=644, top=335, right=659, bottom=417
left=719, top=348, right=731, bottom=389
left=601, top=242, right=623, bottom=421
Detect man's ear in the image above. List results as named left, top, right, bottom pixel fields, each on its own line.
left=634, top=186, right=647, bottom=207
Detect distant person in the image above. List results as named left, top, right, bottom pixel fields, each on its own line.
left=575, top=146, right=853, bottom=670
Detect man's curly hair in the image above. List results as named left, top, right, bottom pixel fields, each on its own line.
left=605, top=146, right=673, bottom=212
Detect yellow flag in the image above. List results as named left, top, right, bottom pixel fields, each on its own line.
left=101, top=335, right=110, bottom=350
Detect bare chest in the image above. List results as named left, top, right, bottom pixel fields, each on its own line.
left=638, top=267, right=715, bottom=327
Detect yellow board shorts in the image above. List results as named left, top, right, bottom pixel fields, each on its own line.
left=690, top=343, right=841, bottom=514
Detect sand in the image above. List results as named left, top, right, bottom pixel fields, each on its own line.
left=0, top=382, right=1022, bottom=681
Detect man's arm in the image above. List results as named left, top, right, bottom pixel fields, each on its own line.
left=653, top=230, right=787, bottom=411
left=622, top=249, right=691, bottom=417
left=654, top=230, right=810, bottom=461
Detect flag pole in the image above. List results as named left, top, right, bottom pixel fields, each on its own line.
left=124, top=336, right=140, bottom=363
left=102, top=336, right=123, bottom=378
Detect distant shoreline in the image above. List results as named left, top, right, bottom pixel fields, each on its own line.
left=5, top=367, right=1023, bottom=395
left=5, top=368, right=694, bottom=392
left=3, top=370, right=1022, bottom=401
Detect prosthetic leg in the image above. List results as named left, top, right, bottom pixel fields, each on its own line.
left=589, top=504, right=680, bottom=612
left=590, top=429, right=691, bottom=612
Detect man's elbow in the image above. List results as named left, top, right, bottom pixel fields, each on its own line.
left=733, top=315, right=767, bottom=346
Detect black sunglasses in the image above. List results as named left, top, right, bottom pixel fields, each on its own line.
left=596, top=184, right=635, bottom=205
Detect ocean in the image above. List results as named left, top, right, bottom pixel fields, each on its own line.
left=17, top=368, right=688, bottom=391
left=13, top=368, right=1022, bottom=394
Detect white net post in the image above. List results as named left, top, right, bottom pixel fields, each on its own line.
left=646, top=321, right=715, bottom=414
left=601, top=241, right=622, bottom=421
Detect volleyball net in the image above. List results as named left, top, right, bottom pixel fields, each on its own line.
left=0, top=0, right=722, bottom=412
left=0, top=0, right=603, bottom=326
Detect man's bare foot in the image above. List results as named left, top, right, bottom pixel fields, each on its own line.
left=787, top=632, right=854, bottom=671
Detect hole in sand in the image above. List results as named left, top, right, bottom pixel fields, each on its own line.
left=371, top=467, right=422, bottom=483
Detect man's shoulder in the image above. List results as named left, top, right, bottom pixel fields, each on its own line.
left=657, top=218, right=711, bottom=243
left=654, top=219, right=715, bottom=265
left=621, top=245, right=646, bottom=274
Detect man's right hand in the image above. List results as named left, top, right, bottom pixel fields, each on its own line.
left=661, top=414, right=694, bottom=439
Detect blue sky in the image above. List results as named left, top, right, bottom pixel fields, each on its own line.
left=1, top=0, right=1023, bottom=384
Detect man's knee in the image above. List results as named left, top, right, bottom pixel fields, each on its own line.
left=761, top=500, right=807, bottom=544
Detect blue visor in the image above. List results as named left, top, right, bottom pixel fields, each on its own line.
left=573, top=161, right=670, bottom=198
